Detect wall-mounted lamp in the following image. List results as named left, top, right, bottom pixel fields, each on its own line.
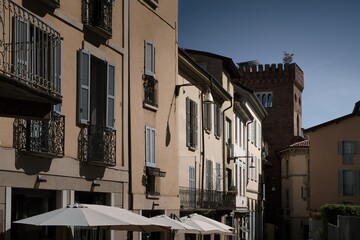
left=174, top=83, right=214, bottom=104
left=92, top=180, right=100, bottom=187
left=36, top=175, right=47, bottom=183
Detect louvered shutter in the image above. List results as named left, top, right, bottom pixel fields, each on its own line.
left=77, top=50, right=91, bottom=125
left=194, top=101, right=198, bottom=148
left=186, top=97, right=190, bottom=147
left=106, top=63, right=115, bottom=128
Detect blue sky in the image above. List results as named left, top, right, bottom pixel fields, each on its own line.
left=178, top=0, right=360, bottom=129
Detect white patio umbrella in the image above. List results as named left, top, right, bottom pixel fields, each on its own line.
left=14, top=203, right=170, bottom=232
left=150, top=215, right=199, bottom=233
left=180, top=214, right=233, bottom=235
left=187, top=213, right=234, bottom=232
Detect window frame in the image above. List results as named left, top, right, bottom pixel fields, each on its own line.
left=145, top=126, right=156, bottom=168
left=186, top=97, right=198, bottom=149
left=214, top=104, right=222, bottom=138
left=144, top=40, right=155, bottom=76
left=77, top=49, right=116, bottom=128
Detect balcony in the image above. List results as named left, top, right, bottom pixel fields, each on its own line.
left=14, top=113, right=65, bottom=158
left=0, top=0, right=62, bottom=119
left=82, top=0, right=113, bottom=39
left=179, top=187, right=236, bottom=211
left=143, top=74, right=158, bottom=109
left=78, top=125, right=116, bottom=166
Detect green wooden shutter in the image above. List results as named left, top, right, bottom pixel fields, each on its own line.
left=106, top=63, right=115, bottom=128
left=77, top=50, right=91, bottom=125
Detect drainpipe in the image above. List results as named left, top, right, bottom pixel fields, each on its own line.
left=246, top=118, right=254, bottom=185
left=222, top=99, right=232, bottom=192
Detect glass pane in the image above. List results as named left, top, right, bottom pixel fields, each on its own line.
left=108, top=65, right=115, bottom=95
left=107, top=98, right=114, bottom=128
left=81, top=88, right=89, bottom=120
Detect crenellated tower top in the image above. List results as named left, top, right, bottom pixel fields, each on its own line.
left=238, top=63, right=304, bottom=91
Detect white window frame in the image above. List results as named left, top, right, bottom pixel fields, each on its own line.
left=144, top=40, right=155, bottom=76
left=145, top=126, right=156, bottom=168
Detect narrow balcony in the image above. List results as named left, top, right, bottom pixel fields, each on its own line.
left=143, top=74, right=158, bottom=108
left=179, top=187, right=236, bottom=211
left=78, top=125, right=116, bottom=166
left=0, top=0, right=62, bottom=119
left=82, top=0, right=113, bottom=39
left=13, top=113, right=65, bottom=158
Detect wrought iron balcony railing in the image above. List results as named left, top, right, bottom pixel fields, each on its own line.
left=82, top=0, right=113, bottom=38
left=78, top=125, right=116, bottom=166
left=0, top=0, right=62, bottom=101
left=179, top=187, right=236, bottom=210
left=14, top=113, right=65, bottom=157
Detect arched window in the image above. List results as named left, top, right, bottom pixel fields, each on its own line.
left=267, top=94, right=272, bottom=107
left=262, top=94, right=267, bottom=108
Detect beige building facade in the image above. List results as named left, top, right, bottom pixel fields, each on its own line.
left=278, top=140, right=309, bottom=240
left=128, top=1, right=179, bottom=240
left=305, top=102, right=360, bottom=210
left=0, top=0, right=128, bottom=239
left=233, top=85, right=267, bottom=240
left=177, top=49, right=237, bottom=238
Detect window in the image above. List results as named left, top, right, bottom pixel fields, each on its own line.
left=204, top=102, right=212, bottom=132
left=338, top=141, right=359, bottom=164
left=214, top=104, right=222, bottom=137
left=145, top=126, right=156, bottom=167
left=189, top=166, right=196, bottom=207
left=206, top=160, right=213, bottom=190
left=143, top=41, right=157, bottom=108
left=145, top=40, right=155, bottom=76
left=338, top=170, right=359, bottom=196
left=78, top=50, right=115, bottom=129
left=225, top=118, right=231, bottom=145
left=267, top=94, right=272, bottom=107
left=216, top=163, right=221, bottom=191
left=256, top=92, right=273, bottom=108
left=13, top=17, right=62, bottom=91
left=186, top=97, right=198, bottom=149
left=235, top=116, right=238, bottom=144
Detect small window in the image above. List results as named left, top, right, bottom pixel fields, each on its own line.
left=338, top=141, right=359, bottom=164
left=145, top=126, right=156, bottom=167
left=145, top=41, right=155, bottom=76
left=186, top=98, right=198, bottom=149
left=225, top=118, right=232, bottom=145
left=267, top=94, right=273, bottom=107
left=204, top=102, right=212, bottom=132
left=338, top=170, right=359, bottom=196
left=214, top=104, right=222, bottom=138
left=206, top=160, right=213, bottom=190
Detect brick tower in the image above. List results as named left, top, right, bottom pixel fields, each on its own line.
left=237, top=63, right=304, bottom=239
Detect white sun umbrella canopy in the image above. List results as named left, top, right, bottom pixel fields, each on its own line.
left=14, top=204, right=171, bottom=232
left=180, top=214, right=234, bottom=235
left=150, top=215, right=199, bottom=233
left=188, top=213, right=234, bottom=232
